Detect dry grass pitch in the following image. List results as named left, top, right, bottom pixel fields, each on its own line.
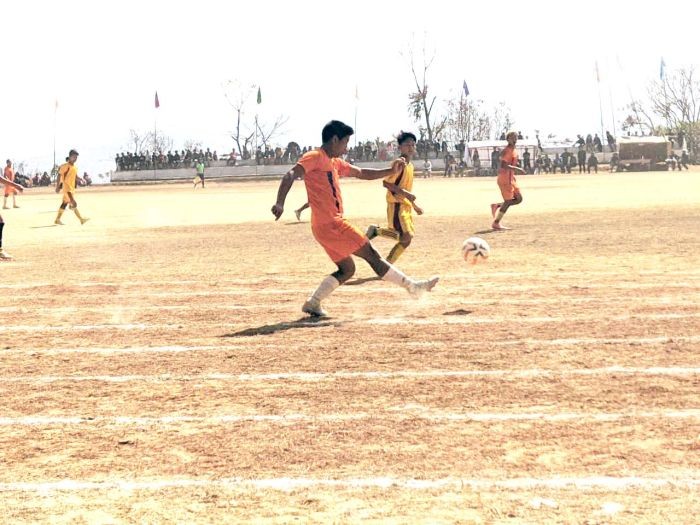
left=0, top=168, right=698, bottom=523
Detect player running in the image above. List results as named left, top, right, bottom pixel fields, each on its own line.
left=0, top=171, right=24, bottom=260
left=366, top=131, right=423, bottom=264
left=271, top=120, right=438, bottom=317
left=491, top=131, right=525, bottom=230
left=3, top=160, right=19, bottom=209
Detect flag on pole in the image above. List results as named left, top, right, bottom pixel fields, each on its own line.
left=257, top=87, right=262, bottom=104
left=462, top=80, right=469, bottom=97
left=659, top=57, right=666, bottom=80
left=155, top=91, right=160, bottom=109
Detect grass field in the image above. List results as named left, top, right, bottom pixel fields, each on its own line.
left=0, top=168, right=699, bottom=523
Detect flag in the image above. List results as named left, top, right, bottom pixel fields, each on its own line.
left=660, top=57, right=666, bottom=80
left=462, top=80, right=469, bottom=97
left=257, top=87, right=262, bottom=104
left=595, top=61, right=600, bottom=83
left=155, top=91, right=160, bottom=109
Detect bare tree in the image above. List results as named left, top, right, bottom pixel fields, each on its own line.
left=255, top=115, right=290, bottom=150
left=490, top=102, right=514, bottom=139
left=405, top=37, right=447, bottom=144
left=127, top=129, right=150, bottom=154
left=183, top=139, right=203, bottom=152
left=223, top=80, right=257, bottom=159
left=445, top=95, right=492, bottom=143
left=145, top=131, right=174, bottom=154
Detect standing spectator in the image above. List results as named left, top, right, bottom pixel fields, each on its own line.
left=490, top=147, right=500, bottom=171
left=593, top=134, right=603, bottom=152
left=587, top=152, right=599, bottom=173
left=680, top=150, right=690, bottom=170
left=561, top=149, right=571, bottom=173
left=472, top=149, right=480, bottom=168
left=522, top=148, right=531, bottom=174
left=422, top=158, right=432, bottom=178
left=573, top=134, right=585, bottom=148
left=577, top=147, right=587, bottom=173
left=3, top=160, right=19, bottom=209
left=606, top=130, right=616, bottom=152
left=585, top=134, right=593, bottom=153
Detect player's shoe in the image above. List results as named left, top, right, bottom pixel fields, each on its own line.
left=409, top=276, right=440, bottom=298
left=54, top=219, right=64, bottom=225
left=2, top=206, right=8, bottom=210
left=294, top=209, right=302, bottom=222
left=365, top=224, right=379, bottom=240
left=80, top=218, right=90, bottom=225
left=13, top=205, right=19, bottom=208
left=492, top=221, right=510, bottom=231
left=490, top=203, right=500, bottom=217
left=302, top=299, right=328, bottom=317
left=0, top=249, right=13, bottom=261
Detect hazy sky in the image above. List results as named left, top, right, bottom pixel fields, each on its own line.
left=2, top=0, right=698, bottom=176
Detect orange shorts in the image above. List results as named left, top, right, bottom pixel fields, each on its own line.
left=497, top=174, right=520, bottom=201
left=4, top=186, right=16, bottom=197
left=312, top=217, right=368, bottom=263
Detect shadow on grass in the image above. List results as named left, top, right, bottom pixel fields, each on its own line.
left=222, top=316, right=340, bottom=337
left=344, top=276, right=381, bottom=286
left=443, top=309, right=473, bottom=316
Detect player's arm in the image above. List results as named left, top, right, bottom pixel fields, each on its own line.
left=382, top=180, right=416, bottom=202
left=55, top=167, right=65, bottom=193
left=0, top=175, right=23, bottom=192
left=500, top=156, right=525, bottom=174
left=271, top=164, right=304, bottom=220
left=351, top=157, right=406, bottom=180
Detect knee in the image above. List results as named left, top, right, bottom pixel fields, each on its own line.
left=334, top=262, right=356, bottom=284
left=514, top=194, right=523, bottom=205
left=400, top=234, right=413, bottom=247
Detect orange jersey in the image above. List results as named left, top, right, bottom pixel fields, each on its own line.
left=298, top=148, right=352, bottom=225
left=4, top=166, right=14, bottom=182
left=498, top=145, right=518, bottom=181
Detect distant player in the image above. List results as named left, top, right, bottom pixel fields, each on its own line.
left=490, top=131, right=525, bottom=231
left=271, top=120, right=438, bottom=317
left=0, top=171, right=24, bottom=260
left=366, top=131, right=423, bottom=264
left=3, top=160, right=19, bottom=209
left=294, top=202, right=309, bottom=222
left=55, top=149, right=89, bottom=225
left=194, top=159, right=205, bottom=188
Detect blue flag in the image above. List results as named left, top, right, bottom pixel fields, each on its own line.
left=660, top=57, right=666, bottom=80
left=462, top=80, right=469, bottom=97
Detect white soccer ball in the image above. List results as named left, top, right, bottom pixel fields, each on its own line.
left=462, top=236, right=490, bottom=262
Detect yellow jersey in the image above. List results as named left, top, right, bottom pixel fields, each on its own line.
left=384, top=160, right=414, bottom=205
left=59, top=162, right=78, bottom=193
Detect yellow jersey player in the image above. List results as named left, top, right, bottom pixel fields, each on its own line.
left=0, top=170, right=24, bottom=260
left=366, top=131, right=423, bottom=263
left=55, top=149, right=89, bottom=225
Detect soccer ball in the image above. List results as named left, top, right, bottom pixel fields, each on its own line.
left=462, top=236, right=490, bottom=263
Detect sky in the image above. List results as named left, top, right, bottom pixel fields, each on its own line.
left=2, top=0, right=698, bottom=177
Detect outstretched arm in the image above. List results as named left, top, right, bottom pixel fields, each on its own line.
left=271, top=164, right=305, bottom=220
left=351, top=157, right=406, bottom=180
left=382, top=180, right=415, bottom=202
left=0, top=175, right=23, bottom=193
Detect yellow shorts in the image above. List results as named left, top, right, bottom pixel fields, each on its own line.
left=387, top=203, right=415, bottom=236
left=62, top=191, right=75, bottom=205
left=312, top=218, right=368, bottom=263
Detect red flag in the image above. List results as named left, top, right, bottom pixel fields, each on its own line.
left=155, top=91, right=160, bottom=109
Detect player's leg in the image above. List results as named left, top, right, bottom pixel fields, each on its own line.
left=2, top=191, right=8, bottom=209
left=0, top=214, right=11, bottom=260
left=493, top=190, right=522, bottom=230
left=55, top=200, right=68, bottom=225
left=386, top=207, right=414, bottom=264
left=295, top=202, right=309, bottom=222
left=12, top=190, right=18, bottom=208
left=302, top=257, right=355, bottom=317
left=354, top=242, right=438, bottom=298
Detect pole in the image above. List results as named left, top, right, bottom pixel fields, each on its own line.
left=596, top=61, right=605, bottom=147
left=254, top=114, right=258, bottom=177
left=153, top=117, right=157, bottom=180
left=53, top=99, right=57, bottom=178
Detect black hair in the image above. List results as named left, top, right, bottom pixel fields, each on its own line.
left=397, top=131, right=417, bottom=145
left=69, top=149, right=79, bottom=156
left=321, top=120, right=354, bottom=144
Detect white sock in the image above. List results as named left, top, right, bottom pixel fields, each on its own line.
left=381, top=264, right=416, bottom=290
left=309, top=276, right=340, bottom=303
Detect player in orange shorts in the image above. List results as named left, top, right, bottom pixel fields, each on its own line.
left=0, top=169, right=24, bottom=260
left=491, top=131, right=526, bottom=230
left=272, top=120, right=438, bottom=317
left=3, top=160, right=19, bottom=209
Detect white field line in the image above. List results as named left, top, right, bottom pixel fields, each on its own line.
left=5, top=335, right=700, bottom=356
left=2, top=366, right=699, bottom=384
left=4, top=312, right=700, bottom=333
left=1, top=296, right=697, bottom=314
left=0, top=271, right=698, bottom=289
left=1, top=409, right=699, bottom=426
left=1, top=475, right=699, bottom=493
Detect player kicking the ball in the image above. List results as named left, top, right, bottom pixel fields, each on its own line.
left=271, top=120, right=438, bottom=317
left=491, top=131, right=525, bottom=231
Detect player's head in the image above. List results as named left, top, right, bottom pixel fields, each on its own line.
left=505, top=131, right=518, bottom=145
left=322, top=120, right=354, bottom=157
left=396, top=131, right=417, bottom=159
left=5, top=159, right=10, bottom=166
left=68, top=149, right=79, bottom=164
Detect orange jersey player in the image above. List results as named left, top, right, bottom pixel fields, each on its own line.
left=0, top=170, right=24, bottom=260
left=491, top=131, right=525, bottom=230
left=271, top=120, right=438, bottom=317
left=3, top=160, right=19, bottom=209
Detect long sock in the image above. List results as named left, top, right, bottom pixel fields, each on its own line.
left=0, top=222, right=4, bottom=248
left=377, top=227, right=399, bottom=240
left=386, top=243, right=406, bottom=264
left=381, top=264, right=416, bottom=290
left=55, top=208, right=65, bottom=222
left=309, top=276, right=340, bottom=303
left=494, top=210, right=505, bottom=223
left=73, top=207, right=86, bottom=222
